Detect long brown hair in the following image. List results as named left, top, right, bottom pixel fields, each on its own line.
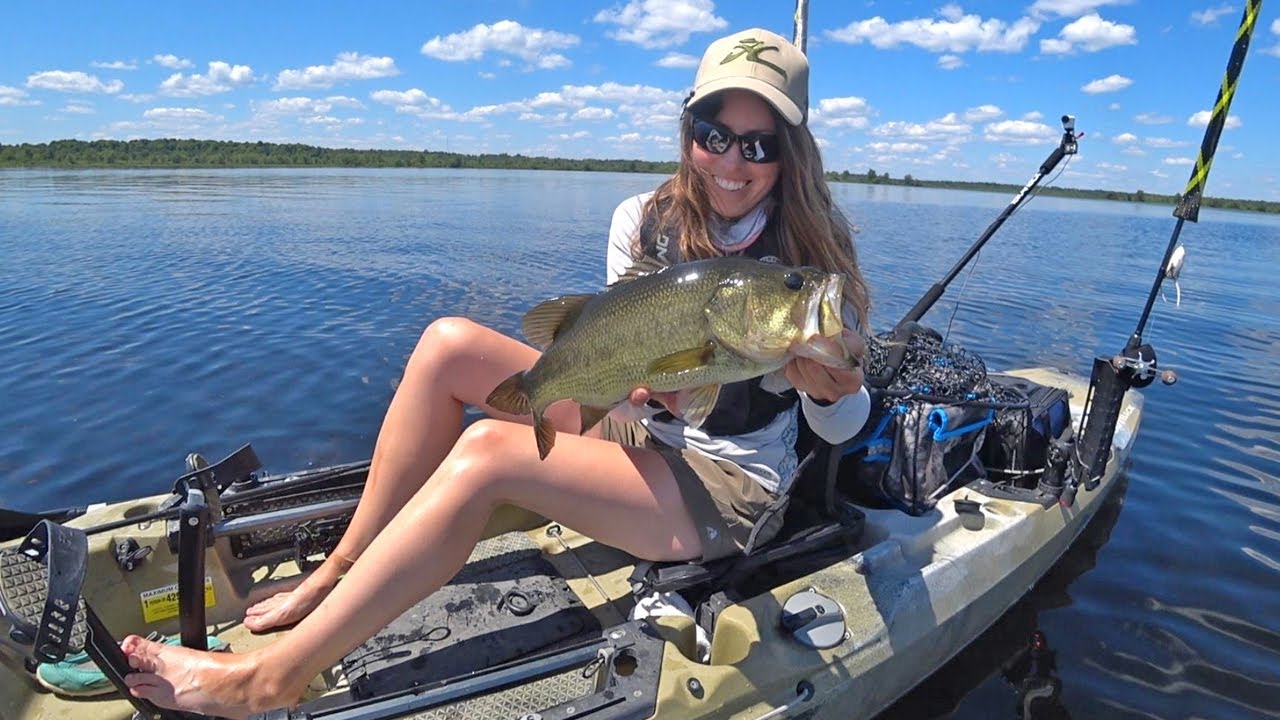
left=637, top=102, right=871, bottom=328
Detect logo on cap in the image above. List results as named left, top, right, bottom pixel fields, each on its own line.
left=720, top=37, right=786, bottom=79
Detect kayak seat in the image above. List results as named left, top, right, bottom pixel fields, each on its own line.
left=629, top=423, right=865, bottom=601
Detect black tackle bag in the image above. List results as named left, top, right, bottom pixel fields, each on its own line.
left=980, top=374, right=1072, bottom=485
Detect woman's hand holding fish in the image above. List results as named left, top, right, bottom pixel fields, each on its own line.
left=625, top=388, right=681, bottom=416
left=785, top=329, right=866, bottom=403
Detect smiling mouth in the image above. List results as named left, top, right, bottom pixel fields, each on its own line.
left=714, top=176, right=747, bottom=191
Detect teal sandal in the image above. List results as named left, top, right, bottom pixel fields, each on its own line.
left=36, top=632, right=229, bottom=697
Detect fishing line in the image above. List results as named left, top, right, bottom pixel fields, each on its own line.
left=940, top=152, right=1074, bottom=346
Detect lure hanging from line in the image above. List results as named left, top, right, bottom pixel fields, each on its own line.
left=1161, top=244, right=1186, bottom=306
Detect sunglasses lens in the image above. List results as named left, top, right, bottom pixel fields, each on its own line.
left=691, top=116, right=779, bottom=164
left=740, top=134, right=779, bottom=163
left=693, top=117, right=732, bottom=155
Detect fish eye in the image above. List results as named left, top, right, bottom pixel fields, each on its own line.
left=783, top=272, right=804, bottom=290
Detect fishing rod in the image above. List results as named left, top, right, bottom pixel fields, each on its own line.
left=1066, top=0, right=1263, bottom=503
left=865, top=115, right=1080, bottom=387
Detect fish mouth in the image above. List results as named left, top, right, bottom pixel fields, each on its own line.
left=801, top=273, right=845, bottom=340
left=793, top=273, right=856, bottom=369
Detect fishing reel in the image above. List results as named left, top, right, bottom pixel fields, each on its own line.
left=1111, top=342, right=1177, bottom=389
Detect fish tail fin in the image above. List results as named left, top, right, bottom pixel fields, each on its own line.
left=534, top=413, right=556, bottom=460
left=486, top=372, right=532, bottom=416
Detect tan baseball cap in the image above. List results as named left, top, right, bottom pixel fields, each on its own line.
left=685, top=28, right=809, bottom=126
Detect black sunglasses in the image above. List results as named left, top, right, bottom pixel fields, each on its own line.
left=690, top=115, right=780, bottom=164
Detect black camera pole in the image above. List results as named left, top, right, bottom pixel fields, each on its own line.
left=1066, top=0, right=1263, bottom=502
left=865, top=116, right=1079, bottom=388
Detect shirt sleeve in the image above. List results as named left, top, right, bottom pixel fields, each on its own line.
left=800, top=386, right=871, bottom=445
left=606, top=192, right=652, bottom=286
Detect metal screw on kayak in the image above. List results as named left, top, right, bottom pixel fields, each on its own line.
left=187, top=516, right=199, bottom=526
left=687, top=678, right=704, bottom=698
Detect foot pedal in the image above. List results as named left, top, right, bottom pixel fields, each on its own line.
left=0, top=520, right=88, bottom=662
left=2, top=521, right=187, bottom=719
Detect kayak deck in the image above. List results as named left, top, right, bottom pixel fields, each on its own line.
left=0, top=367, right=1141, bottom=720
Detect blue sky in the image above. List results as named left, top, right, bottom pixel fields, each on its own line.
left=2, top=1, right=1278, bottom=200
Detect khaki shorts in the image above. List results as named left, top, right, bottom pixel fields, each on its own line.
left=597, top=415, right=787, bottom=562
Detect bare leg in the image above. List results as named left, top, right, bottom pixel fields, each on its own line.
left=246, top=318, right=578, bottom=631
left=124, top=419, right=702, bottom=718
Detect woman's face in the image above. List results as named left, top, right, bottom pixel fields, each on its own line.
left=691, top=89, right=781, bottom=221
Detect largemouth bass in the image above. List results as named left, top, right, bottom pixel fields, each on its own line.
left=487, top=256, right=856, bottom=459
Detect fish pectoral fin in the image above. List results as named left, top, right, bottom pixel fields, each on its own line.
left=647, top=341, right=717, bottom=376
left=486, top=372, right=532, bottom=415
left=578, top=405, right=611, bottom=435
left=679, top=384, right=722, bottom=430
left=522, top=294, right=596, bottom=350
left=534, top=414, right=557, bottom=460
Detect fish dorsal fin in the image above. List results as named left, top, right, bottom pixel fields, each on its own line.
left=522, top=294, right=596, bottom=350
left=680, top=384, right=722, bottom=429
left=611, top=255, right=671, bottom=287
left=647, top=340, right=717, bottom=376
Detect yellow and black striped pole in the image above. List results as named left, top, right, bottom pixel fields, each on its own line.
left=1131, top=0, right=1262, bottom=345
left=1174, top=0, right=1263, bottom=222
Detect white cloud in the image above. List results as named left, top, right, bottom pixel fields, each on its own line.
left=1163, top=156, right=1194, bottom=165
left=1146, top=137, right=1191, bottom=148
left=1096, top=160, right=1128, bottom=172
left=1134, top=112, right=1172, bottom=125
left=1191, top=5, right=1236, bottom=25
left=983, top=119, right=1059, bottom=144
left=656, top=53, right=700, bottom=69
left=810, top=96, right=873, bottom=129
left=865, top=141, right=929, bottom=153
left=871, top=112, right=971, bottom=142
left=1081, top=73, right=1132, bottom=93
left=256, top=96, right=363, bottom=116
left=368, top=88, right=472, bottom=121
left=1028, top=0, right=1132, bottom=20
left=152, top=54, right=193, bottom=70
left=937, top=54, right=965, bottom=69
left=1187, top=110, right=1242, bottom=129
left=143, top=107, right=219, bottom=121
left=1023, top=110, right=1044, bottom=120
left=421, top=20, right=579, bottom=70
left=1112, top=132, right=1138, bottom=144
left=827, top=8, right=1039, bottom=53
left=574, top=107, right=616, bottom=120
left=1040, top=13, right=1137, bottom=54
left=60, top=102, right=95, bottom=115
left=594, top=0, right=727, bottom=48
left=275, top=53, right=398, bottom=90
left=91, top=60, right=137, bottom=70
left=0, top=85, right=39, bottom=106
left=26, top=70, right=123, bottom=94
left=1108, top=102, right=1121, bottom=110
left=964, top=104, right=1002, bottom=121
left=160, top=61, right=254, bottom=96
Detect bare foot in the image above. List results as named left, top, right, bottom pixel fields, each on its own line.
left=122, top=635, right=296, bottom=719
left=243, top=558, right=349, bottom=632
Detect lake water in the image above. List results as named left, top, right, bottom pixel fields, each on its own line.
left=1, top=168, right=1277, bottom=718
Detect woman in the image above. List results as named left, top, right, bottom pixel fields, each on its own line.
left=120, top=27, right=871, bottom=718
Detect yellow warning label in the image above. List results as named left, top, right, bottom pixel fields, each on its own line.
left=140, top=578, right=216, bottom=623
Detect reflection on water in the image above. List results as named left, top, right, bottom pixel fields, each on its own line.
left=1, top=169, right=1278, bottom=718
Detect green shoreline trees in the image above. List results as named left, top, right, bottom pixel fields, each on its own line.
left=2, top=138, right=1275, bottom=214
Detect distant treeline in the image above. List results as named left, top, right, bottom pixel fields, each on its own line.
left=0, top=138, right=678, bottom=175
left=3, top=138, right=1276, bottom=214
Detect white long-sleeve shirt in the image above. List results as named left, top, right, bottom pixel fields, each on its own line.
left=606, top=192, right=871, bottom=494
